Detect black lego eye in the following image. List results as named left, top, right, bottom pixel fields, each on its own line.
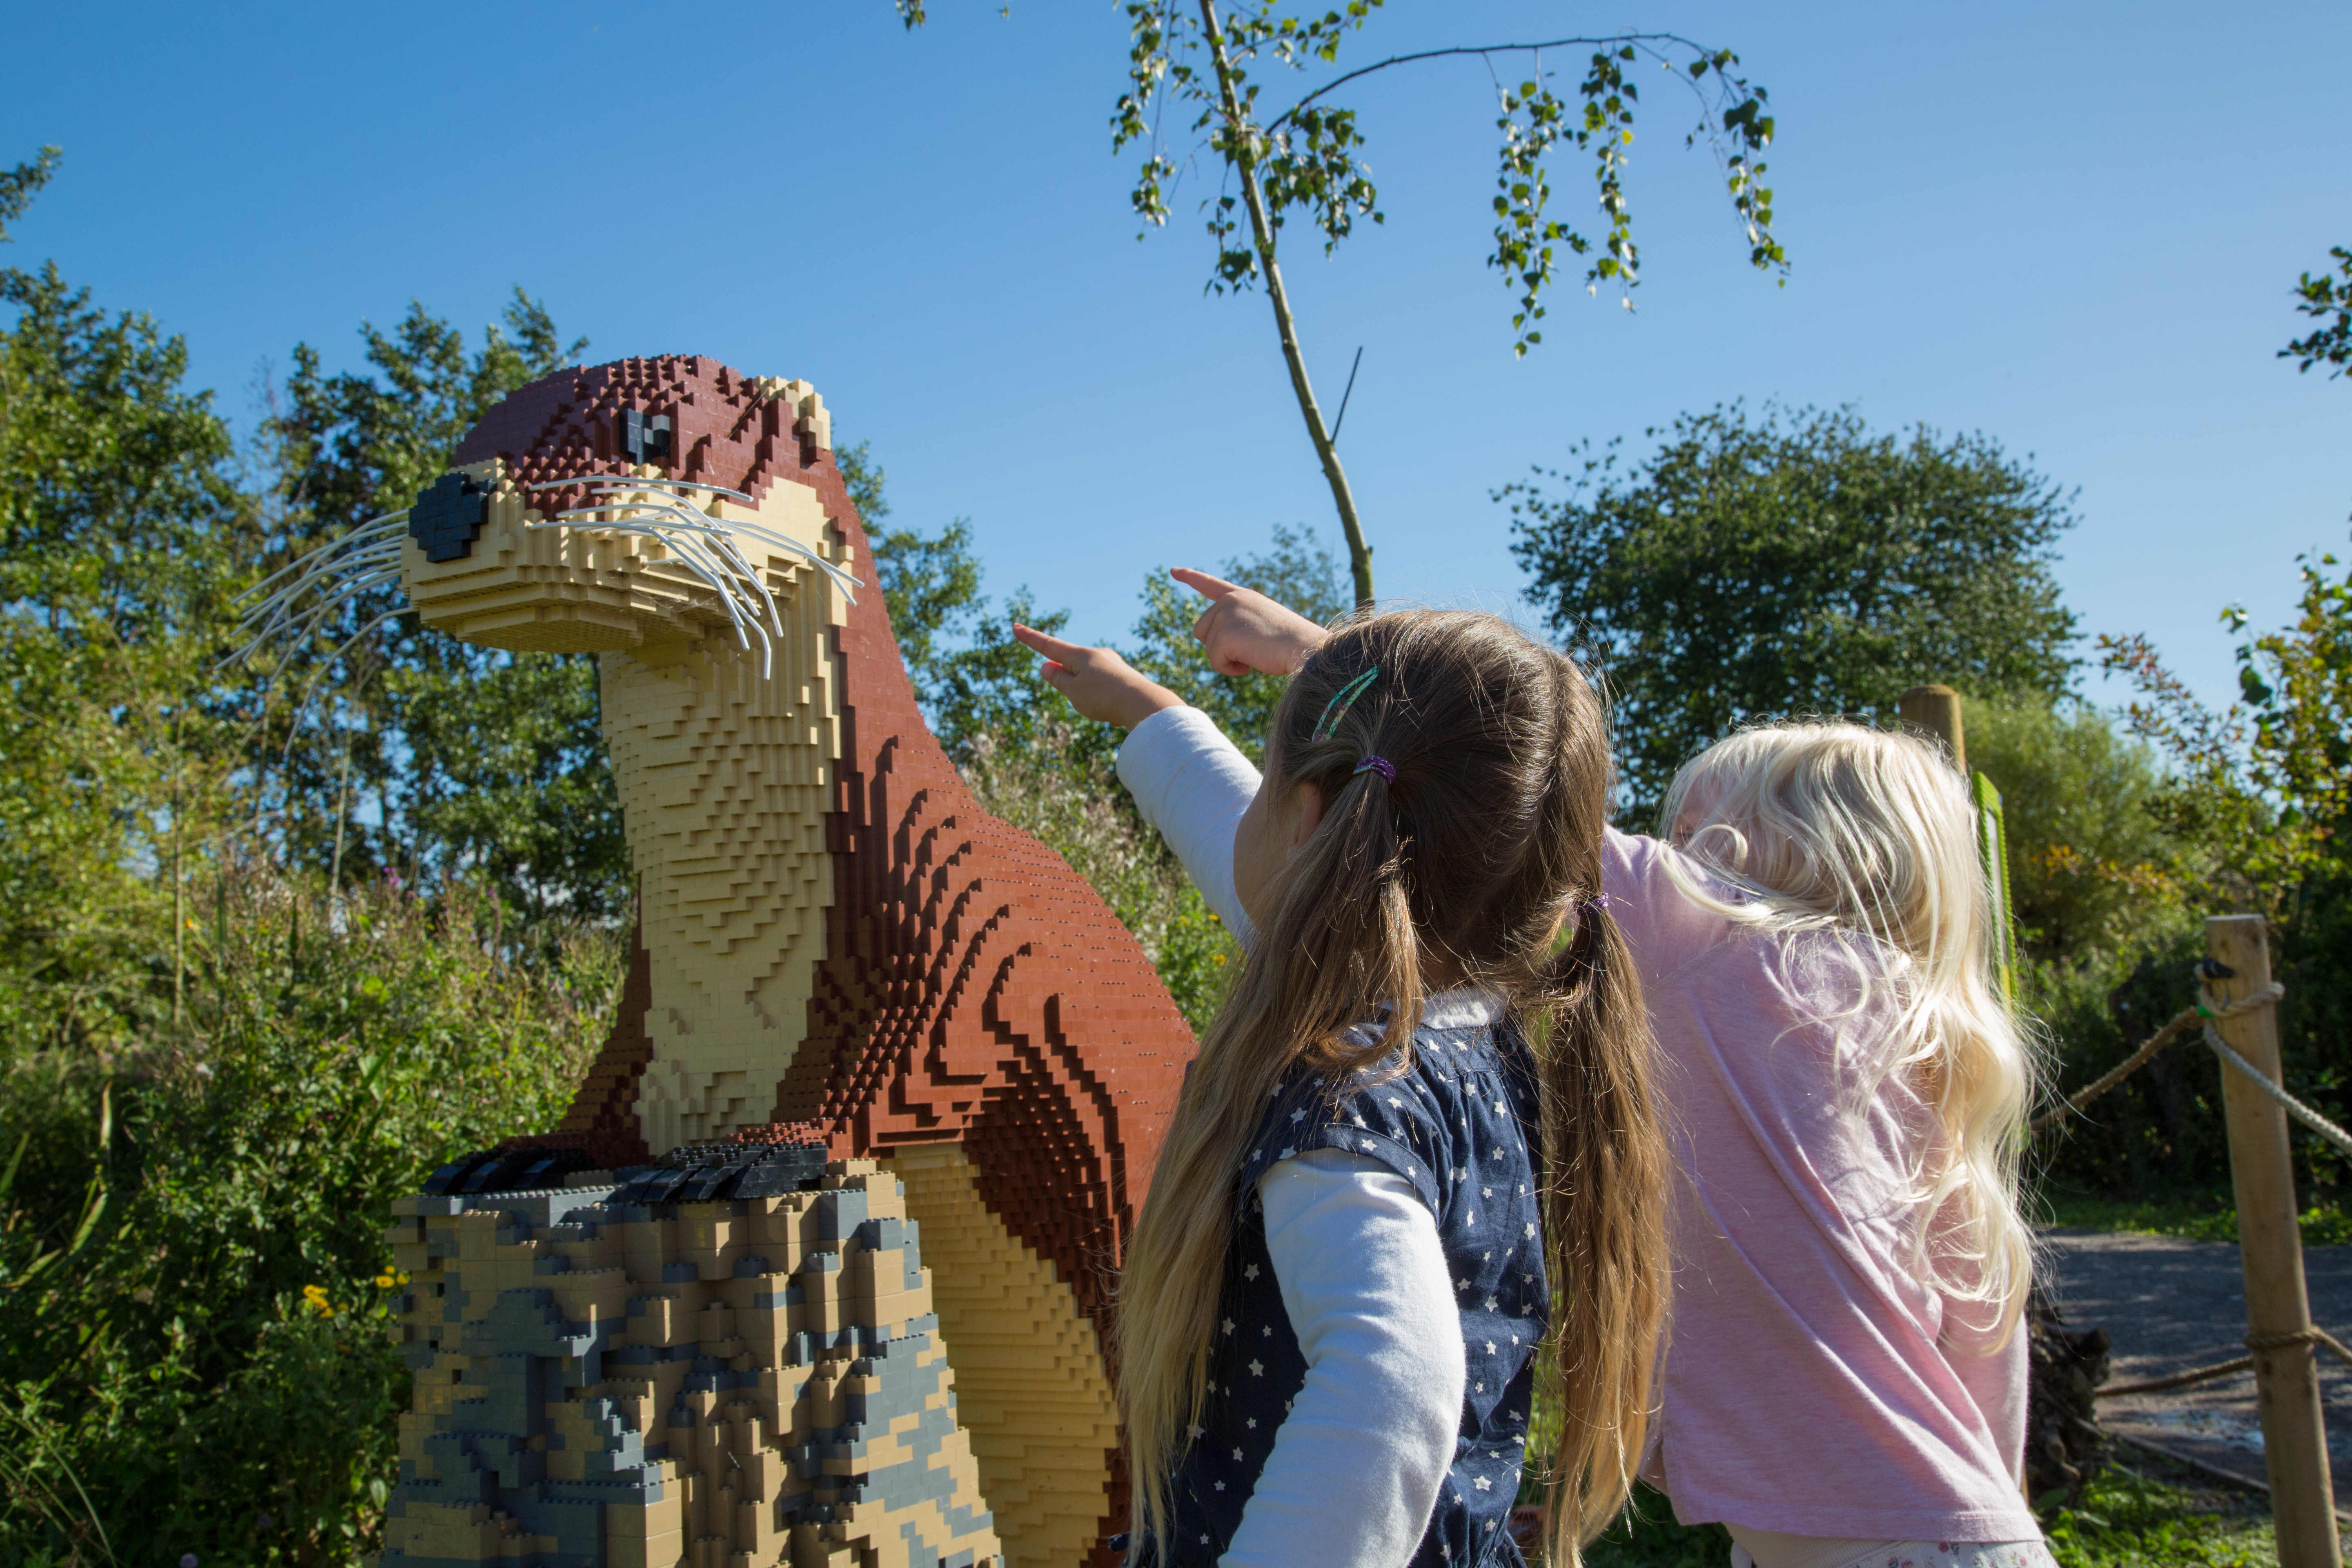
left=619, top=409, right=673, bottom=466
left=408, top=472, right=489, bottom=563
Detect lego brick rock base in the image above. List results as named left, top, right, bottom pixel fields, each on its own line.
left=343, top=356, right=1194, bottom=1568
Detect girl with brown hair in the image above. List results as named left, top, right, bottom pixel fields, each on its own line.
left=1011, top=601, right=1669, bottom=1568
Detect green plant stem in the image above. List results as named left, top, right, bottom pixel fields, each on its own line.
left=328, top=722, right=353, bottom=896
left=171, top=709, right=185, bottom=1031
left=1196, top=0, right=1375, bottom=609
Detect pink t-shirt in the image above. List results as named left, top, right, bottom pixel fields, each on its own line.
left=1604, top=828, right=2035, bottom=1541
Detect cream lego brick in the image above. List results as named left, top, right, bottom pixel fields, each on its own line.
left=549, top=1267, right=633, bottom=1329
left=610, top=1483, right=684, bottom=1544
left=455, top=1210, right=508, bottom=1263
left=402, top=463, right=851, bottom=1157
left=785, top=1524, right=855, bottom=1568
left=881, top=1143, right=1114, bottom=1568
left=605, top=1528, right=680, bottom=1568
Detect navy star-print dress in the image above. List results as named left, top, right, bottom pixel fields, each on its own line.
left=1134, top=1009, right=1548, bottom=1567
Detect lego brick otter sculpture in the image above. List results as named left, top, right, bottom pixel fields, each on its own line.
left=270, top=356, right=1194, bottom=1568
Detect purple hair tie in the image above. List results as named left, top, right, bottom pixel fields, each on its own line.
left=1354, top=755, right=1396, bottom=784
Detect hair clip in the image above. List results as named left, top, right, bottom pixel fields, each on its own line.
left=1354, top=755, right=1396, bottom=784
left=1310, top=666, right=1381, bottom=743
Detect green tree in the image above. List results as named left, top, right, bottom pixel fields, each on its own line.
left=264, top=293, right=624, bottom=928
left=843, top=439, right=987, bottom=700
left=1505, top=403, right=2080, bottom=822
left=0, top=145, right=59, bottom=243
left=899, top=3, right=1786, bottom=607
left=0, top=160, right=254, bottom=1056
left=0, top=155, right=625, bottom=1561
left=2097, top=550, right=2352, bottom=907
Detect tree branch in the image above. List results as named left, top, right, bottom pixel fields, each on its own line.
left=1265, top=33, right=1717, bottom=132
left=1198, top=0, right=1375, bottom=607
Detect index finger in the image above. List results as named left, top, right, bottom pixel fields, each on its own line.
left=1011, top=622, right=1091, bottom=665
left=1171, top=568, right=1244, bottom=602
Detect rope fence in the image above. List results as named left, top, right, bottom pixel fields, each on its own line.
left=2040, top=966, right=2352, bottom=1444
left=2098, top=1325, right=2352, bottom=1399
left=2204, top=1024, right=2352, bottom=1161
left=2031, top=978, right=2352, bottom=1159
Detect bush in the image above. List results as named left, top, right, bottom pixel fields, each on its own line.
left=1969, top=695, right=2349, bottom=1211
left=1965, top=698, right=2204, bottom=967
left=0, top=864, right=618, bottom=1565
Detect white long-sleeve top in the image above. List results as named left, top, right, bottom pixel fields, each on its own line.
left=1118, top=704, right=1261, bottom=946
left=1118, top=705, right=1469, bottom=1568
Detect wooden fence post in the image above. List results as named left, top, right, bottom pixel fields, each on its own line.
left=1898, top=684, right=1967, bottom=772
left=2206, top=915, right=2339, bottom=1568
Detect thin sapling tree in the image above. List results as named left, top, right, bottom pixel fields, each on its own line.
left=901, top=2, right=1788, bottom=606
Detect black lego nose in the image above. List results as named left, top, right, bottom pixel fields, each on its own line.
left=410, top=472, right=487, bottom=563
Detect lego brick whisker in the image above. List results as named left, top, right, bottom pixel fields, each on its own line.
left=544, top=474, right=862, bottom=602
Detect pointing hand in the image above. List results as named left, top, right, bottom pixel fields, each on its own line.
left=1172, top=568, right=1330, bottom=678
left=1011, top=624, right=1183, bottom=731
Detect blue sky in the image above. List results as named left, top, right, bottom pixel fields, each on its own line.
left=6, top=0, right=2346, bottom=717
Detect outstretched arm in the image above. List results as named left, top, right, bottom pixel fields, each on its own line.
left=1014, top=571, right=1326, bottom=944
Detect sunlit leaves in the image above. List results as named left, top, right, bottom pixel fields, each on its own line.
left=1108, top=6, right=1785, bottom=348
left=0, top=144, right=60, bottom=245
left=2098, top=552, right=2352, bottom=905
left=2281, top=245, right=2352, bottom=378
left=1117, top=0, right=1387, bottom=291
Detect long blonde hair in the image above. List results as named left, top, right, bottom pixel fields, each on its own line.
left=1116, top=610, right=1669, bottom=1566
left=1657, top=722, right=2038, bottom=1338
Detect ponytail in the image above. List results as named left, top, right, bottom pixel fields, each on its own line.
left=1531, top=904, right=1668, bottom=1563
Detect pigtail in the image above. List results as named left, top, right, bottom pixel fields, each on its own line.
left=1532, top=904, right=1669, bottom=1564
left=1311, top=758, right=1426, bottom=1067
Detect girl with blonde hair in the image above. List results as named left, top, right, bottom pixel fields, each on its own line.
left=1013, top=601, right=1670, bottom=1568
left=1046, top=571, right=2050, bottom=1568
left=1636, top=722, right=2049, bottom=1568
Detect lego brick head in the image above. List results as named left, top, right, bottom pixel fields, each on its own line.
left=395, top=357, right=850, bottom=662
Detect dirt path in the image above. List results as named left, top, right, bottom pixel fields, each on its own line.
left=2040, top=1229, right=2352, bottom=1508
